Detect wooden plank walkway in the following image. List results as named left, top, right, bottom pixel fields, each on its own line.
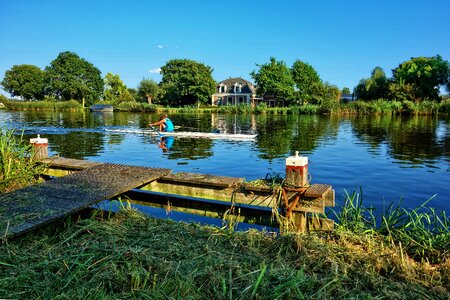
left=0, top=163, right=171, bottom=239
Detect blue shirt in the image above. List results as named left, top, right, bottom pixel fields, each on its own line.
left=164, top=118, right=174, bottom=132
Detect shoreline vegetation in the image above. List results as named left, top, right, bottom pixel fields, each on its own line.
left=2, top=98, right=450, bottom=115
left=1, top=128, right=449, bottom=298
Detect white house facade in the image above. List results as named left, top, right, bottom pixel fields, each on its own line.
left=211, top=77, right=258, bottom=106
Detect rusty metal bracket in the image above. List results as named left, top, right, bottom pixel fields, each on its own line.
left=281, top=186, right=308, bottom=218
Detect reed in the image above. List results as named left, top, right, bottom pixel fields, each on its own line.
left=3, top=100, right=82, bottom=111
left=0, top=128, right=45, bottom=193
left=333, top=190, right=450, bottom=263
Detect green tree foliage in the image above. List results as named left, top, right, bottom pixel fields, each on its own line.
left=387, top=79, right=417, bottom=102
left=250, top=57, right=295, bottom=102
left=44, top=51, right=103, bottom=107
left=392, top=55, right=449, bottom=101
left=159, top=59, right=216, bottom=106
left=291, top=60, right=322, bottom=103
left=103, top=73, right=133, bottom=104
left=354, top=67, right=388, bottom=101
left=342, top=87, right=351, bottom=94
left=138, top=78, right=160, bottom=104
left=1, top=64, right=45, bottom=100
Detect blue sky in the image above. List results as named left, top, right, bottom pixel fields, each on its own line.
left=1, top=0, right=449, bottom=95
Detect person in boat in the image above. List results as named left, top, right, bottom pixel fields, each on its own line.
left=149, top=113, right=174, bottom=132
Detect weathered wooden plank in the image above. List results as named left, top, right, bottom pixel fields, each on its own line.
left=304, top=184, right=332, bottom=199
left=160, top=172, right=244, bottom=188
left=1, top=163, right=171, bottom=239
left=307, top=216, right=334, bottom=231
left=40, top=157, right=103, bottom=170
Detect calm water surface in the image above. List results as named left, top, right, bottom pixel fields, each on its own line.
left=1, top=110, right=449, bottom=220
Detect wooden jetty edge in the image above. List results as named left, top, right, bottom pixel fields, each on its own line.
left=0, top=163, right=170, bottom=239
left=1, top=155, right=335, bottom=239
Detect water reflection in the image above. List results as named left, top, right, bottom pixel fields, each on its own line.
left=351, top=115, right=449, bottom=167
left=3, top=110, right=449, bottom=166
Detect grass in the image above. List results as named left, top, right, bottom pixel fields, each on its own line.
left=0, top=128, right=46, bottom=193
left=0, top=206, right=448, bottom=299
left=3, top=97, right=450, bottom=115
left=333, top=190, right=450, bottom=264
left=3, top=99, right=82, bottom=111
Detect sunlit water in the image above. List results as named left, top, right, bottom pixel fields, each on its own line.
left=2, top=110, right=449, bottom=226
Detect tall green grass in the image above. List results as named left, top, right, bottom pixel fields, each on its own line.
left=0, top=128, right=46, bottom=193
left=4, top=100, right=82, bottom=111
left=334, top=189, right=450, bottom=263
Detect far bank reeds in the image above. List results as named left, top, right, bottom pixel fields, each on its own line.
left=3, top=98, right=450, bottom=115
left=3, top=99, right=82, bottom=111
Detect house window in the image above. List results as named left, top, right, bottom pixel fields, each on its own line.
left=237, top=85, right=242, bottom=93
left=227, top=97, right=232, bottom=105
left=239, top=97, right=244, bottom=104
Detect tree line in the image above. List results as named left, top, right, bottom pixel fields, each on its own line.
left=1, top=51, right=449, bottom=107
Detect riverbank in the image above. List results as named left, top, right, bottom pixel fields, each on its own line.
left=0, top=207, right=448, bottom=299
left=2, top=98, right=450, bottom=115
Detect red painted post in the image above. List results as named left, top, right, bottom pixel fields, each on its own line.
left=285, top=151, right=309, bottom=187
left=30, top=134, right=48, bottom=160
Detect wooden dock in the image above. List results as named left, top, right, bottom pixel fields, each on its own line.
left=0, top=163, right=170, bottom=239
left=1, top=157, right=335, bottom=239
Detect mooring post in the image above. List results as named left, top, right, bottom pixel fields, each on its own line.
left=30, top=134, right=48, bottom=160
left=284, top=151, right=309, bottom=232
left=285, top=151, right=309, bottom=187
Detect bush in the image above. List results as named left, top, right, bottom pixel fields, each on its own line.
left=439, top=99, right=450, bottom=113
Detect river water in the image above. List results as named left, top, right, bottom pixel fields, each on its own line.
left=1, top=110, right=449, bottom=221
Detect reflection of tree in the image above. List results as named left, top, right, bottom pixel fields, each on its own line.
left=255, top=115, right=294, bottom=160
left=351, top=115, right=390, bottom=149
left=387, top=116, right=443, bottom=163
left=352, top=115, right=447, bottom=164
left=255, top=114, right=334, bottom=160
left=164, top=138, right=213, bottom=160
left=290, top=115, right=338, bottom=152
left=49, top=132, right=105, bottom=159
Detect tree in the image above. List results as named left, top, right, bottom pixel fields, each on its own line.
left=342, top=87, right=351, bottom=94
left=103, top=73, right=133, bottom=104
left=392, top=55, right=449, bottom=101
left=250, top=57, right=295, bottom=102
left=159, top=59, right=216, bottom=106
left=1, top=64, right=45, bottom=100
left=291, top=60, right=322, bottom=103
left=354, top=67, right=388, bottom=100
left=44, top=51, right=103, bottom=107
left=138, top=78, right=160, bottom=104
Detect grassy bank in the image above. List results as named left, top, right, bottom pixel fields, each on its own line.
left=3, top=99, right=82, bottom=111
left=1, top=200, right=448, bottom=299
left=3, top=98, right=450, bottom=115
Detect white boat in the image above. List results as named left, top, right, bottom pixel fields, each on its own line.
left=90, top=104, right=113, bottom=112
left=105, top=128, right=257, bottom=140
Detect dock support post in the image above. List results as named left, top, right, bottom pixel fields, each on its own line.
left=284, top=151, right=309, bottom=233
left=30, top=134, right=48, bottom=160
left=285, top=151, right=308, bottom=187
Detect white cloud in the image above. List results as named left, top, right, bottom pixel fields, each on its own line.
left=149, top=68, right=161, bottom=74
left=157, top=45, right=164, bottom=49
